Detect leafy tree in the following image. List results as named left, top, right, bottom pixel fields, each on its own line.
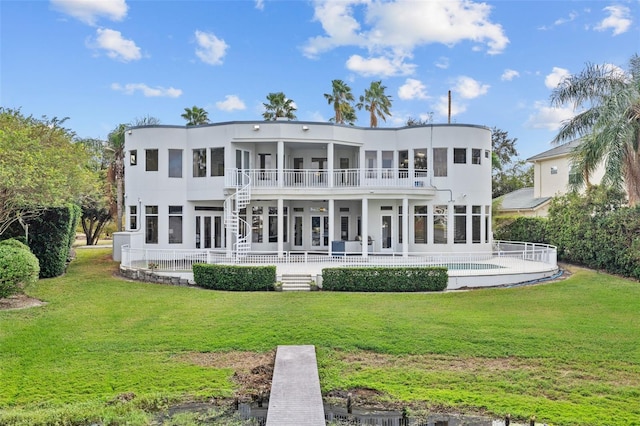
left=357, top=81, right=392, bottom=128
left=324, top=79, right=356, bottom=125
left=491, top=128, right=532, bottom=198
left=262, top=92, right=297, bottom=121
left=493, top=160, right=534, bottom=199
left=0, top=108, right=95, bottom=236
left=181, top=106, right=210, bottom=126
left=550, top=54, right=640, bottom=206
left=406, top=114, right=433, bottom=126
left=76, top=138, right=112, bottom=245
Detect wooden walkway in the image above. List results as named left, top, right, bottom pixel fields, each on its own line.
left=266, top=345, right=325, bottom=426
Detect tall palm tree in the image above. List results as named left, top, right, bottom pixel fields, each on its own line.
left=550, top=54, right=640, bottom=206
left=106, top=124, right=127, bottom=231
left=262, top=92, right=297, bottom=121
left=357, top=81, right=392, bottom=128
left=324, top=79, right=356, bottom=125
left=181, top=106, right=210, bottom=126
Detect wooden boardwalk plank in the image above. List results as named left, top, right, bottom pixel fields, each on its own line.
left=266, top=345, right=325, bottom=426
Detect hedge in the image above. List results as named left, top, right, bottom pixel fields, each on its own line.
left=0, top=240, right=40, bottom=298
left=27, top=205, right=81, bottom=278
left=322, top=267, right=448, bottom=292
left=192, top=264, right=276, bottom=291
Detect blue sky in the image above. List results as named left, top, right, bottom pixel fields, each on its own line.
left=1, top=0, right=638, bottom=159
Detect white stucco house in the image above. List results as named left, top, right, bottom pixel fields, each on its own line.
left=113, top=120, right=494, bottom=260
left=113, top=120, right=559, bottom=289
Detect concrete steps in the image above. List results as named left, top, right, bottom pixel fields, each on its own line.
left=280, top=274, right=313, bottom=291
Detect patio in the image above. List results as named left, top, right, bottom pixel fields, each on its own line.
left=119, top=241, right=558, bottom=290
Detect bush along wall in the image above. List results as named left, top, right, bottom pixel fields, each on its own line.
left=0, top=239, right=40, bottom=298
left=322, top=267, right=448, bottom=292
left=493, top=216, right=549, bottom=244
left=26, top=204, right=81, bottom=278
left=192, top=264, right=276, bottom=291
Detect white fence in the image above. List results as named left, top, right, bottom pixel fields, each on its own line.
left=120, top=241, right=557, bottom=277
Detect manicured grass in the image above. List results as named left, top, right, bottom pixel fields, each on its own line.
left=1, top=248, right=639, bottom=425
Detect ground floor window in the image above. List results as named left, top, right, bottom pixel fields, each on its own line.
left=129, top=205, right=137, bottom=230
left=268, top=206, right=288, bottom=243
left=414, top=205, right=427, bottom=244
left=454, top=205, right=466, bottom=244
left=398, top=205, right=403, bottom=244
left=145, top=205, right=158, bottom=244
left=168, top=205, right=183, bottom=244
left=472, top=205, right=481, bottom=243
left=434, top=205, right=447, bottom=244
left=252, top=206, right=263, bottom=243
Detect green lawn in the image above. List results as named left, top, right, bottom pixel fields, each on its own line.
left=1, top=248, right=639, bottom=425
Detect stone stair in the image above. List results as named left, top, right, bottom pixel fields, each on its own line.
left=280, top=274, right=314, bottom=291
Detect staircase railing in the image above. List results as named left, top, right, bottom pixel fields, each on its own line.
left=224, top=170, right=252, bottom=259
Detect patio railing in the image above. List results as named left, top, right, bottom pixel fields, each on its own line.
left=224, top=168, right=430, bottom=189
left=120, top=241, right=557, bottom=277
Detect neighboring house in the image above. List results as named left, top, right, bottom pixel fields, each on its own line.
left=114, top=121, right=492, bottom=260
left=498, top=140, right=604, bottom=217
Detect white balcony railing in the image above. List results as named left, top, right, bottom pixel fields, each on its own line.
left=225, top=168, right=430, bottom=189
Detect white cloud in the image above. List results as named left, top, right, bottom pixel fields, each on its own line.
left=255, top=0, right=264, bottom=10
left=554, top=11, right=578, bottom=26
left=454, top=76, right=489, bottom=99
left=398, top=78, right=428, bottom=100
left=216, top=95, right=246, bottom=112
left=435, top=57, right=449, bottom=69
left=434, top=94, right=467, bottom=118
left=111, top=83, right=182, bottom=97
left=501, top=69, right=520, bottom=81
left=194, top=30, right=228, bottom=65
left=595, top=5, right=632, bottom=35
left=88, top=28, right=141, bottom=62
left=545, top=67, right=570, bottom=89
left=346, top=54, right=416, bottom=77
left=51, top=0, right=128, bottom=26
left=304, top=0, right=508, bottom=59
left=525, top=101, right=575, bottom=131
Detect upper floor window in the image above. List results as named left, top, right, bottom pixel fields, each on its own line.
left=168, top=149, right=183, bottom=178
left=145, top=149, right=158, bottom=172
left=472, top=149, right=481, bottom=165
left=130, top=150, right=137, bottom=166
left=193, top=149, right=206, bottom=177
left=414, top=149, right=427, bottom=175
left=433, top=148, right=447, bottom=177
left=453, top=148, right=466, bottom=164
left=211, top=148, right=224, bottom=177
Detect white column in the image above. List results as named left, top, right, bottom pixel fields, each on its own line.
left=361, top=197, right=368, bottom=258
left=277, top=198, right=284, bottom=258
left=277, top=140, right=284, bottom=188
left=327, top=142, right=334, bottom=188
left=402, top=197, right=409, bottom=258
left=328, top=198, right=334, bottom=256
left=359, top=148, right=365, bottom=187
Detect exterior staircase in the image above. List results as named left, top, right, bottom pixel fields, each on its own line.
left=224, top=170, right=252, bottom=258
left=280, top=274, right=314, bottom=291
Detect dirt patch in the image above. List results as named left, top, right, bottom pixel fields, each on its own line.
left=0, top=294, right=46, bottom=311
left=176, top=350, right=275, bottom=402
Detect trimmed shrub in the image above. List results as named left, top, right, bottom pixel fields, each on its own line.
left=0, top=242, right=40, bottom=298
left=192, top=264, right=276, bottom=291
left=322, top=267, right=448, bottom=292
left=27, top=205, right=81, bottom=278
